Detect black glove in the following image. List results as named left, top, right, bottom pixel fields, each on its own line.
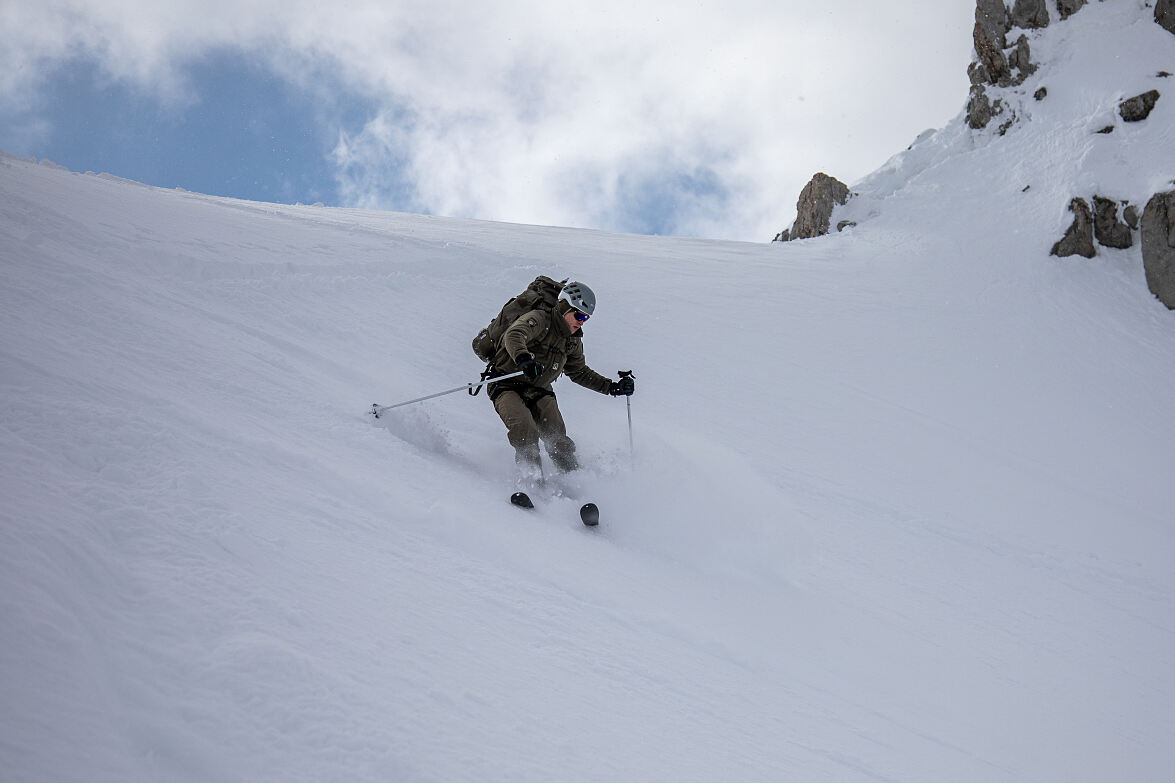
left=609, top=375, right=635, bottom=396
left=517, top=353, right=543, bottom=380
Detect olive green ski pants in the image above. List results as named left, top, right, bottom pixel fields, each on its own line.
left=491, top=387, right=579, bottom=472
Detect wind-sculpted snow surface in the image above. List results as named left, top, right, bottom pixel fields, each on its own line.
left=3, top=17, right=1175, bottom=772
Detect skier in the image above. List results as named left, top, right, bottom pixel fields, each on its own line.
left=487, top=281, right=635, bottom=478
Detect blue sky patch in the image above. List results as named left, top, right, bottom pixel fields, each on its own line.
left=613, top=164, right=729, bottom=236
left=1, top=50, right=382, bottom=207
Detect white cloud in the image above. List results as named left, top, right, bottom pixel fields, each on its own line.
left=1, top=0, right=975, bottom=240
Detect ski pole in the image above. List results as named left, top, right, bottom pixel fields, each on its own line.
left=370, top=370, right=525, bottom=418
left=619, top=370, right=634, bottom=458
left=626, top=396, right=633, bottom=455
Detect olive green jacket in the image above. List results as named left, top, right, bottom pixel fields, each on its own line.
left=494, top=308, right=613, bottom=395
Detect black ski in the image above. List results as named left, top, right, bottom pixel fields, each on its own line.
left=509, top=492, right=599, bottom=527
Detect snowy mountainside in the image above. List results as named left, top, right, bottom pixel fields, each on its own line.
left=835, top=0, right=1175, bottom=248
left=2, top=9, right=1175, bottom=777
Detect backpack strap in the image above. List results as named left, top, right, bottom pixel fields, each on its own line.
left=468, top=363, right=495, bottom=396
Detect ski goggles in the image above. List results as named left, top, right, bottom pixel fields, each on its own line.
left=572, top=310, right=590, bottom=322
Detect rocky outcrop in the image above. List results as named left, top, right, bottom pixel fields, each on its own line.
left=1051, top=195, right=1143, bottom=255
left=1051, top=198, right=1095, bottom=258
left=967, top=86, right=994, bottom=129
left=1056, top=0, right=1087, bottom=21
left=1119, top=90, right=1160, bottom=122
left=1007, top=34, right=1038, bottom=85
left=973, top=0, right=1012, bottom=86
left=1010, top=0, right=1049, bottom=29
left=774, top=173, right=850, bottom=242
left=967, top=3, right=1041, bottom=128
left=1141, top=191, right=1175, bottom=308
left=1093, top=196, right=1133, bottom=249
left=1157, top=0, right=1175, bottom=35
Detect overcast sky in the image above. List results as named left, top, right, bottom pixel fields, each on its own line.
left=1, top=1, right=975, bottom=241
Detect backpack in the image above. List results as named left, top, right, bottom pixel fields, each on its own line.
left=472, top=275, right=566, bottom=363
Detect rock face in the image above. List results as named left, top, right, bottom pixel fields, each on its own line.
left=1051, top=198, right=1096, bottom=258
left=1093, top=196, right=1133, bottom=249
left=973, top=0, right=1012, bottom=86
left=1141, top=191, right=1175, bottom=308
left=1119, top=90, right=1161, bottom=122
left=1049, top=194, right=1145, bottom=254
left=1007, top=34, right=1038, bottom=80
left=967, top=86, right=994, bottom=129
left=1010, top=0, right=1049, bottom=29
left=1056, top=0, right=1087, bottom=21
left=966, top=2, right=1042, bottom=128
left=1124, top=204, right=1140, bottom=230
left=1157, top=0, right=1175, bottom=35
left=775, top=173, right=850, bottom=242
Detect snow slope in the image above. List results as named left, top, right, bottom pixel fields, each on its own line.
left=2, top=5, right=1174, bottom=781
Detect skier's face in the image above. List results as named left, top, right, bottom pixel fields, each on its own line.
left=564, top=309, right=587, bottom=333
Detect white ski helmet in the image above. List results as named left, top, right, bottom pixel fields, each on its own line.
left=558, top=280, right=596, bottom=316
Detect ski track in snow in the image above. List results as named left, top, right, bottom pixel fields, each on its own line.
left=3, top=7, right=1175, bottom=779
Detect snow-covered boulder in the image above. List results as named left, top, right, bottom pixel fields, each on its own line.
left=967, top=85, right=995, bottom=129
left=1010, top=0, right=1050, bottom=30
left=1142, top=190, right=1175, bottom=308
left=1157, top=0, right=1175, bottom=35
left=1093, top=196, right=1134, bottom=250
left=1119, top=89, right=1161, bottom=122
left=1051, top=198, right=1096, bottom=258
left=1006, top=34, right=1037, bottom=82
left=1057, top=0, right=1087, bottom=21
